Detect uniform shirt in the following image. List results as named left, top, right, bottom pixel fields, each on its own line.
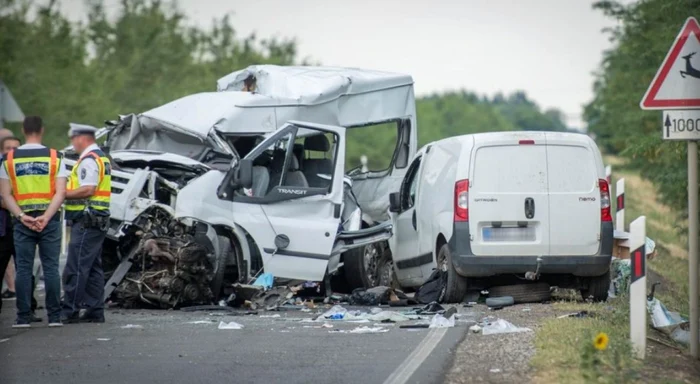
left=74, top=143, right=101, bottom=188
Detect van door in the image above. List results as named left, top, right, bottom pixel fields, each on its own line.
left=223, top=121, right=347, bottom=282
left=545, top=134, right=601, bottom=256
left=469, top=134, right=550, bottom=256
left=389, top=154, right=425, bottom=283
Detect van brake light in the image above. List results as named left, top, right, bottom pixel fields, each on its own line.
left=519, top=140, right=535, bottom=145
left=454, top=179, right=469, bottom=222
left=599, top=179, right=612, bottom=222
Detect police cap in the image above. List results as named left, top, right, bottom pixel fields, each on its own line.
left=68, top=123, right=98, bottom=138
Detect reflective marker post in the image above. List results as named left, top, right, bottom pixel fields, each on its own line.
left=689, top=141, right=699, bottom=359
left=616, top=178, right=625, bottom=232
left=629, top=216, right=647, bottom=359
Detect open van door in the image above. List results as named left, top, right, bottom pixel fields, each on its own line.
left=218, top=121, right=392, bottom=282
left=469, top=133, right=550, bottom=257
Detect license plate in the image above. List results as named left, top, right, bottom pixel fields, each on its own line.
left=482, top=227, right=536, bottom=242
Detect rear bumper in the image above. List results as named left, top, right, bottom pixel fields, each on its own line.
left=449, top=221, right=613, bottom=278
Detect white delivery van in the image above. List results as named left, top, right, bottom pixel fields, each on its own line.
left=388, top=131, right=613, bottom=302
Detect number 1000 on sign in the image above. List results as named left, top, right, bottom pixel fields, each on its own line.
left=663, top=110, right=700, bottom=140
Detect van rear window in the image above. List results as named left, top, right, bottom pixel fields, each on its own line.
left=473, top=145, right=548, bottom=193
left=546, top=145, right=597, bottom=193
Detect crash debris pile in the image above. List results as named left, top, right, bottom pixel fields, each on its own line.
left=111, top=215, right=218, bottom=308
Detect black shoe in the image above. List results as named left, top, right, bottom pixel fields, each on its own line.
left=79, top=314, right=105, bottom=323
left=1, top=290, right=16, bottom=299
left=61, top=313, right=80, bottom=324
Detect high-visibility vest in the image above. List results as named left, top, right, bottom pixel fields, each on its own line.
left=4, top=147, right=59, bottom=212
left=65, top=149, right=111, bottom=220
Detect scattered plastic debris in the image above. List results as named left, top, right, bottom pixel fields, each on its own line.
left=648, top=298, right=691, bottom=345
left=429, top=314, right=456, bottom=328
left=97, top=338, right=111, bottom=341
left=321, top=323, right=333, bottom=329
left=252, top=273, right=274, bottom=290
left=490, top=368, right=502, bottom=373
left=347, top=319, right=371, bottom=323
left=259, top=314, right=281, bottom=318
left=482, top=319, right=531, bottom=335
left=186, top=320, right=214, bottom=324
left=469, top=324, right=482, bottom=333
left=218, top=321, right=244, bottom=330
left=323, top=305, right=349, bottom=319
left=120, top=324, right=143, bottom=329
left=349, top=326, right=390, bottom=334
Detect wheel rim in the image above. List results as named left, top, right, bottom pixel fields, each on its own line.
left=437, top=249, right=448, bottom=272
left=378, top=259, right=395, bottom=288
left=363, top=244, right=380, bottom=286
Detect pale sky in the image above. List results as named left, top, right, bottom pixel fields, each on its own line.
left=59, top=0, right=623, bottom=129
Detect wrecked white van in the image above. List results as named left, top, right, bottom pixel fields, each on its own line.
left=63, top=65, right=417, bottom=307
left=388, top=132, right=613, bottom=302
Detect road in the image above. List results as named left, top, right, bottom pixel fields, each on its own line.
left=0, top=301, right=469, bottom=384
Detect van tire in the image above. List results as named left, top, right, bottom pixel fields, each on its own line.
left=488, top=282, right=551, bottom=303
left=212, top=236, right=232, bottom=301
left=438, top=244, right=467, bottom=303
left=343, top=244, right=380, bottom=289
left=580, top=272, right=610, bottom=302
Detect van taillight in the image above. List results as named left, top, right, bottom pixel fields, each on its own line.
left=454, top=179, right=469, bottom=222
left=599, top=179, right=612, bottom=222
left=519, top=139, right=535, bottom=145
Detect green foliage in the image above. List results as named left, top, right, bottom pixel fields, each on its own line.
left=1, top=0, right=569, bottom=169
left=585, top=0, right=700, bottom=214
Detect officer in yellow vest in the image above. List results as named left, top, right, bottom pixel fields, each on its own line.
left=0, top=116, right=68, bottom=328
left=61, top=124, right=111, bottom=324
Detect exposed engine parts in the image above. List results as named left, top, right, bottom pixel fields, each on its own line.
left=109, top=207, right=218, bottom=309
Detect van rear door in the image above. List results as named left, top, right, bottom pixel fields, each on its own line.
left=545, top=133, right=601, bottom=256
left=469, top=133, right=550, bottom=256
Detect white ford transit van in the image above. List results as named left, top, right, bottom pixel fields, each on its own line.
left=388, top=131, right=613, bottom=302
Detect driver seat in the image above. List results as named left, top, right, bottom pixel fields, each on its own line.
left=268, top=154, right=309, bottom=192
left=303, top=135, right=333, bottom=188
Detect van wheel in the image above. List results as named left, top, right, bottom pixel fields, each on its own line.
left=488, top=282, right=551, bottom=303
left=437, top=243, right=467, bottom=303
left=580, top=272, right=610, bottom=302
left=344, top=243, right=381, bottom=289
left=211, top=236, right=232, bottom=301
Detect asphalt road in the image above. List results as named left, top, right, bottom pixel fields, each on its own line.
left=0, top=301, right=468, bottom=384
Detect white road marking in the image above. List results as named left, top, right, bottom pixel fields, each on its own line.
left=382, top=328, right=448, bottom=384
left=0, top=338, right=9, bottom=343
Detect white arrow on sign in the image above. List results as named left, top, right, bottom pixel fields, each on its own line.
left=662, top=109, right=700, bottom=140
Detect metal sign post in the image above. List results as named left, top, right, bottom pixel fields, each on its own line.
left=640, top=16, right=700, bottom=359
left=630, top=216, right=647, bottom=359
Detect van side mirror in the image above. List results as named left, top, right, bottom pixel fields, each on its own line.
left=237, top=159, right=253, bottom=189
left=389, top=192, right=401, bottom=213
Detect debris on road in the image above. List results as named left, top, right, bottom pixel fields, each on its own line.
left=469, top=324, right=482, bottom=333
left=489, top=368, right=502, bottom=373
left=120, top=324, right=143, bottom=329
left=252, top=273, right=274, bottom=290
left=330, top=326, right=391, bottom=334
left=97, top=338, right=111, bottom=341
left=485, top=296, right=514, bottom=309
left=218, top=321, right=244, bottom=330
left=429, top=314, right=456, bottom=328
left=259, top=314, right=281, bottom=318
left=185, top=320, right=215, bottom=324
left=557, top=311, right=593, bottom=319
left=481, top=319, right=531, bottom=335
left=415, top=269, right=447, bottom=304
left=400, top=324, right=430, bottom=329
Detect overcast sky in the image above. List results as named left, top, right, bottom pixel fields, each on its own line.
left=59, top=0, right=623, bottom=129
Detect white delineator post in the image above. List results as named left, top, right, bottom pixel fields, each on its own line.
left=616, top=178, right=625, bottom=232
left=605, top=165, right=612, bottom=185
left=629, top=216, right=647, bottom=359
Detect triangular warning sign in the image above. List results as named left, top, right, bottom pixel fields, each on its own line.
left=640, top=17, right=700, bottom=110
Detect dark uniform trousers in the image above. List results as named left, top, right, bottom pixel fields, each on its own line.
left=61, top=215, right=107, bottom=317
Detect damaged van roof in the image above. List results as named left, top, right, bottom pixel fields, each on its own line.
left=139, top=65, right=415, bottom=138
left=216, top=65, right=414, bottom=105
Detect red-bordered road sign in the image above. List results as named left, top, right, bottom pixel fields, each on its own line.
left=640, top=17, right=700, bottom=110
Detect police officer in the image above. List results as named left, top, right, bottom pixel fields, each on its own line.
left=61, top=124, right=111, bottom=323
left=0, top=116, right=68, bottom=328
